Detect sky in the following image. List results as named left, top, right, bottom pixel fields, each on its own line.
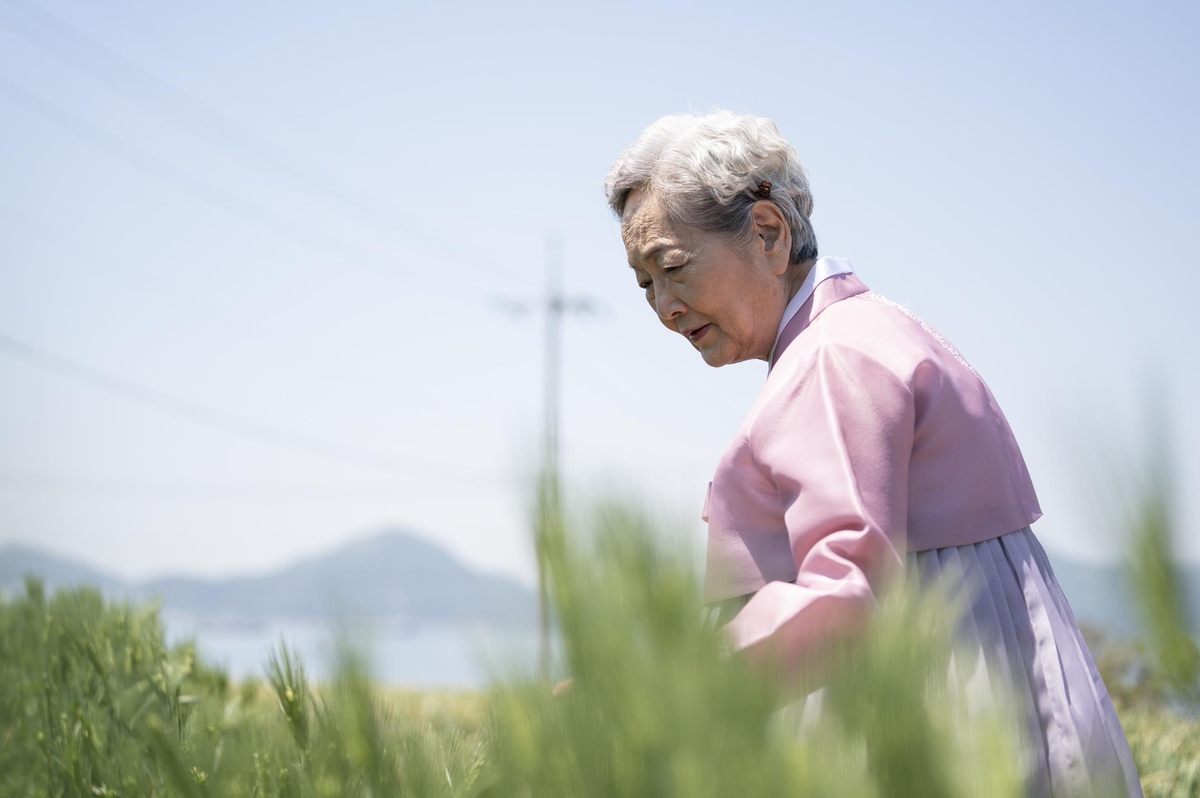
left=1, top=0, right=1197, bottom=587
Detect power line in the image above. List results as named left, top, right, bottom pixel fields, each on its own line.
left=0, top=76, right=328, bottom=253
left=0, top=207, right=683, bottom=478
left=0, top=331, right=510, bottom=486
left=0, top=75, right=522, bottom=305
left=1, top=212, right=680, bottom=472
left=0, top=0, right=531, bottom=288
left=0, top=473, right=515, bottom=502
left=0, top=202, right=508, bottom=409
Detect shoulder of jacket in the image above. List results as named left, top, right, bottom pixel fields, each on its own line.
left=851, top=291, right=981, bottom=380
left=752, top=334, right=913, bottom=432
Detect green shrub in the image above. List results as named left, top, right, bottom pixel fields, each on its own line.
left=0, top=579, right=227, bottom=796
left=0, top=580, right=483, bottom=798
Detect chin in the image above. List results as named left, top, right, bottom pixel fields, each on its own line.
left=698, top=345, right=734, bottom=368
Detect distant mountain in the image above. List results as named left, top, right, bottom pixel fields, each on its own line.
left=1043, top=549, right=1200, bottom=639
left=3, top=535, right=1194, bottom=640
left=0, top=531, right=536, bottom=629
left=0, top=544, right=123, bottom=594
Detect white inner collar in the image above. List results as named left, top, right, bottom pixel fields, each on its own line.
left=768, top=255, right=855, bottom=364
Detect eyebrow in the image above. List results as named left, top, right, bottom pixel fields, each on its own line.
left=628, top=241, right=673, bottom=268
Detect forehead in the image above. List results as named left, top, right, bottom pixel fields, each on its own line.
left=620, top=188, right=680, bottom=259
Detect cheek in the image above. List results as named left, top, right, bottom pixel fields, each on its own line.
left=692, top=261, right=743, bottom=318
left=713, top=304, right=751, bottom=343
left=713, top=307, right=764, bottom=364
left=671, top=281, right=713, bottom=323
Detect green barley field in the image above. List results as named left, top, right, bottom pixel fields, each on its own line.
left=2, top=481, right=1197, bottom=796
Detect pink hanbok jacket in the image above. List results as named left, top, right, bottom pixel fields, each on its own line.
left=703, top=267, right=1042, bottom=664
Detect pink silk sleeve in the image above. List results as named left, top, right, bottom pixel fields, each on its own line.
left=724, top=341, right=913, bottom=679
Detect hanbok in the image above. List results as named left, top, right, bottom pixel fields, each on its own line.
left=704, top=258, right=1143, bottom=797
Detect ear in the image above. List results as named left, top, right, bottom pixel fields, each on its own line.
left=750, top=200, right=792, bottom=276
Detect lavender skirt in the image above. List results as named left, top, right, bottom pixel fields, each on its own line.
left=770, top=526, right=1144, bottom=797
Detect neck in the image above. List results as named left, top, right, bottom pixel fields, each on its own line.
left=758, top=259, right=817, bottom=362
left=786, top=258, right=816, bottom=303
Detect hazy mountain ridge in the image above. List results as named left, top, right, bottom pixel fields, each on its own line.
left=3, top=536, right=1196, bottom=638
left=1047, top=555, right=1200, bottom=639
left=0, top=531, right=536, bottom=629
left=0, top=545, right=124, bottom=593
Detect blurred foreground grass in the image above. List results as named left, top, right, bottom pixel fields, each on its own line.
left=0, top=479, right=1196, bottom=795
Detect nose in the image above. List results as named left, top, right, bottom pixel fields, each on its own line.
left=653, top=282, right=687, bottom=323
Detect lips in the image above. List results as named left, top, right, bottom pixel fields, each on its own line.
left=685, top=323, right=712, bottom=343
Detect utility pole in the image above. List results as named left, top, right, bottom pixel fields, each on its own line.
left=537, top=234, right=562, bottom=679
left=544, top=233, right=564, bottom=485
left=492, top=232, right=597, bottom=677
left=536, top=232, right=594, bottom=677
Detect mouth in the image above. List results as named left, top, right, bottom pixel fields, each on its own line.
left=684, top=323, right=712, bottom=344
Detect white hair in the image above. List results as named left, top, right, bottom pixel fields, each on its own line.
left=604, top=110, right=818, bottom=263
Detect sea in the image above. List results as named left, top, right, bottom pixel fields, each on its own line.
left=161, top=610, right=543, bottom=689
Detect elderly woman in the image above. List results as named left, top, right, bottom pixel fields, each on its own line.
left=604, top=110, right=1142, bottom=797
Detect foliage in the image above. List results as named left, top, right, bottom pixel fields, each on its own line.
left=1076, top=624, right=1200, bottom=796
left=482, top=481, right=1024, bottom=797
left=3, top=466, right=1200, bottom=795
left=1079, top=397, right=1200, bottom=796
left=0, top=580, right=226, bottom=797
left=1121, top=704, right=1200, bottom=796
left=1123, top=416, right=1200, bottom=705
left=0, top=579, right=484, bottom=798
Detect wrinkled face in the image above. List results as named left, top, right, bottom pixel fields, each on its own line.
left=621, top=188, right=788, bottom=367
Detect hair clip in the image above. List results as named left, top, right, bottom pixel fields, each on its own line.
left=755, top=180, right=772, bottom=199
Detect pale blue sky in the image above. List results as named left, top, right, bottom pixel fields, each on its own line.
left=1, top=0, right=1197, bottom=585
